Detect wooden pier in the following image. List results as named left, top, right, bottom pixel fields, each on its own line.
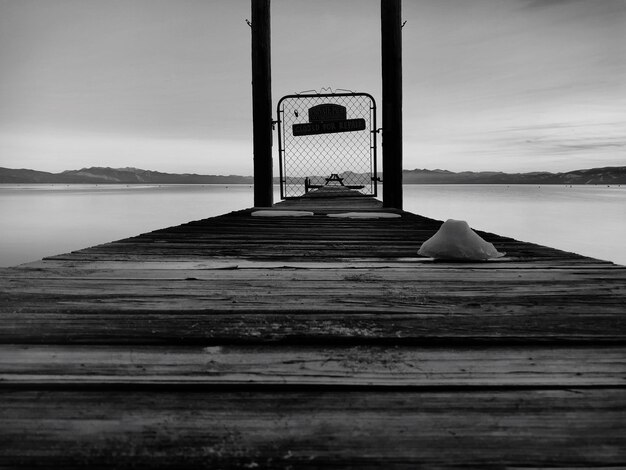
left=1, top=191, right=625, bottom=468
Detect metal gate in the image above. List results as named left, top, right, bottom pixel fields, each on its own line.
left=277, top=92, right=377, bottom=199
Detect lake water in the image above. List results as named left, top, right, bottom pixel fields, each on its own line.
left=1, top=184, right=624, bottom=267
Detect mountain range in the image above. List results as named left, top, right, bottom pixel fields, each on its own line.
left=0, top=167, right=254, bottom=184
left=402, top=166, right=626, bottom=185
left=1, top=165, right=625, bottom=185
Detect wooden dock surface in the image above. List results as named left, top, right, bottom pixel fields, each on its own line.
left=1, top=191, right=625, bottom=468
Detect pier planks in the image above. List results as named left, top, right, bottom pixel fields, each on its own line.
left=1, top=389, right=624, bottom=469
left=0, top=193, right=625, bottom=468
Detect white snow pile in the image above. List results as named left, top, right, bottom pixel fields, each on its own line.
left=251, top=210, right=314, bottom=217
left=327, top=212, right=401, bottom=219
left=418, top=219, right=505, bottom=261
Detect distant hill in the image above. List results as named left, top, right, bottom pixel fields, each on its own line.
left=0, top=167, right=254, bottom=184
left=1, top=165, right=625, bottom=185
left=402, top=166, right=626, bottom=185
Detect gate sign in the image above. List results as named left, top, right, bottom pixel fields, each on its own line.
left=308, top=104, right=346, bottom=122
left=293, top=103, right=366, bottom=136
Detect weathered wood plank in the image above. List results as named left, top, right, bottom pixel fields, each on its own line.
left=6, top=262, right=625, bottom=279
left=1, top=389, right=624, bottom=468
left=5, top=270, right=624, bottom=291
left=2, top=265, right=624, bottom=316
left=2, top=289, right=625, bottom=318
left=1, top=311, right=624, bottom=344
left=40, top=251, right=599, bottom=264
left=14, top=258, right=618, bottom=273
left=44, top=241, right=585, bottom=257
left=1, top=345, right=624, bottom=387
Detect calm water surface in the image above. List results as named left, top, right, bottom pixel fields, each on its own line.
left=402, top=185, right=625, bottom=266
left=1, top=184, right=624, bottom=267
left=0, top=184, right=263, bottom=267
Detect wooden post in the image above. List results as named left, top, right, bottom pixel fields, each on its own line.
left=251, top=0, right=273, bottom=207
left=381, top=0, right=403, bottom=209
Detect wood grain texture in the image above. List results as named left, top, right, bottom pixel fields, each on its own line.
left=1, top=344, right=624, bottom=387
left=0, top=193, right=625, bottom=467
left=2, top=312, right=626, bottom=346
left=1, top=389, right=624, bottom=468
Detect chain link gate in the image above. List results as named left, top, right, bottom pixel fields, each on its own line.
left=276, top=92, right=377, bottom=199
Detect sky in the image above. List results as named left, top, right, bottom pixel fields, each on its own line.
left=0, top=0, right=624, bottom=175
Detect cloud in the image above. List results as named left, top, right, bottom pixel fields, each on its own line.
left=0, top=129, right=255, bottom=175
left=522, top=0, right=587, bottom=8
left=521, top=0, right=626, bottom=15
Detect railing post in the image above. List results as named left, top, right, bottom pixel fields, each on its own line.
left=381, top=0, right=403, bottom=210
left=251, top=0, right=273, bottom=207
